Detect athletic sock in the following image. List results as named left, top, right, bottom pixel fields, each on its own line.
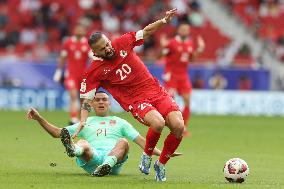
left=144, top=128, right=161, bottom=156
left=103, top=156, right=117, bottom=167
left=70, top=112, right=78, bottom=123
left=74, top=144, right=84, bottom=156
left=159, top=132, right=182, bottom=164
left=182, top=106, right=190, bottom=127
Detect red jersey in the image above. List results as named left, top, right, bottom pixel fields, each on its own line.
left=164, top=36, right=194, bottom=75
left=61, top=36, right=90, bottom=77
left=80, top=31, right=164, bottom=111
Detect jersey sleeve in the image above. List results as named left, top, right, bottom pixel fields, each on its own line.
left=79, top=69, right=100, bottom=100
left=65, top=123, right=82, bottom=137
left=121, top=119, right=139, bottom=141
left=119, top=30, right=144, bottom=48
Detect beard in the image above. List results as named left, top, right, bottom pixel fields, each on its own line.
left=103, top=48, right=116, bottom=60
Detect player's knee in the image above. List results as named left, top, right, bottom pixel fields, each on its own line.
left=185, top=99, right=190, bottom=107
left=119, top=138, right=129, bottom=148
left=118, top=138, right=129, bottom=146
left=77, top=140, right=91, bottom=151
left=149, top=117, right=165, bottom=132
left=118, top=138, right=129, bottom=153
left=171, top=118, right=184, bottom=138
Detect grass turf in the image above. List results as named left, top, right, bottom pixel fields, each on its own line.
left=0, top=110, right=284, bottom=189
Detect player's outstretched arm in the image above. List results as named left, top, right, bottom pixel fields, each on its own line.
left=26, top=108, right=62, bottom=138
left=143, top=8, right=177, bottom=40
left=72, top=98, right=92, bottom=138
left=134, top=135, right=182, bottom=157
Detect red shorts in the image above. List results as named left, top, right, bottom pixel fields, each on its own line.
left=129, top=90, right=180, bottom=125
left=164, top=72, right=192, bottom=95
left=64, top=75, right=82, bottom=90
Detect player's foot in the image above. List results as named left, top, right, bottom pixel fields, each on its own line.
left=139, top=152, right=152, bottom=175
left=92, top=164, right=112, bottom=177
left=154, top=160, right=166, bottom=182
left=60, top=128, right=75, bottom=157
left=182, top=130, right=191, bottom=137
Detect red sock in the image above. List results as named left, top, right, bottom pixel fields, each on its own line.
left=144, top=128, right=161, bottom=156
left=159, top=133, right=182, bottom=164
left=70, top=111, right=78, bottom=119
left=182, top=106, right=190, bottom=127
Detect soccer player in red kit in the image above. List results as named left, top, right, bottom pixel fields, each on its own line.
left=161, top=22, right=205, bottom=136
left=75, top=9, right=183, bottom=182
left=53, top=24, right=91, bottom=124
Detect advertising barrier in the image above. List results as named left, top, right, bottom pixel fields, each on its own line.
left=1, top=88, right=284, bottom=116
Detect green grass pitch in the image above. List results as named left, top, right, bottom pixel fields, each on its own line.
left=0, top=110, right=284, bottom=189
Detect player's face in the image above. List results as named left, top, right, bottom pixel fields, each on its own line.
left=177, top=24, right=190, bottom=39
left=74, top=25, right=86, bottom=38
left=92, top=93, right=110, bottom=116
left=91, top=36, right=116, bottom=60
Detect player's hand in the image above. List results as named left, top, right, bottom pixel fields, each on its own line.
left=53, top=69, right=63, bottom=82
left=171, top=152, right=183, bottom=157
left=164, top=8, right=178, bottom=23
left=27, top=108, right=40, bottom=120
left=196, top=35, right=205, bottom=53
left=72, top=122, right=86, bottom=139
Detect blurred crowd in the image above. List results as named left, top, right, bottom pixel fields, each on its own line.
left=220, top=0, right=284, bottom=62
left=0, top=0, right=208, bottom=61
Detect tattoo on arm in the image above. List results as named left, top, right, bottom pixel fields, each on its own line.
left=81, top=102, right=92, bottom=112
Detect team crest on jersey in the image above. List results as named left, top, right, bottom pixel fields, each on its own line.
left=80, top=79, right=86, bottom=92
left=120, top=50, right=127, bottom=58
left=110, top=120, right=116, bottom=126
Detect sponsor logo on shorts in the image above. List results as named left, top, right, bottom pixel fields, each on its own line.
left=138, top=103, right=152, bottom=110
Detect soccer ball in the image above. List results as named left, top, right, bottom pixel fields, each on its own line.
left=223, top=158, right=249, bottom=183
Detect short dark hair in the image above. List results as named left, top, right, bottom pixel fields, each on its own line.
left=95, top=90, right=108, bottom=95
left=88, top=32, right=103, bottom=46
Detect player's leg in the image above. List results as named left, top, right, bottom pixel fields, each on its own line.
left=75, top=139, right=94, bottom=162
left=139, top=109, right=166, bottom=175
left=68, top=88, right=79, bottom=124
left=181, top=93, right=190, bottom=125
left=178, top=76, right=192, bottom=136
left=180, top=92, right=191, bottom=136
left=153, top=111, right=184, bottom=182
left=93, top=138, right=129, bottom=177
left=64, top=77, right=79, bottom=124
left=151, top=93, right=184, bottom=181
left=130, top=101, right=166, bottom=175
left=60, top=128, right=93, bottom=158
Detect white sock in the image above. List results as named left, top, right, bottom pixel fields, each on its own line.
left=74, top=144, right=84, bottom=156
left=103, top=156, right=117, bottom=167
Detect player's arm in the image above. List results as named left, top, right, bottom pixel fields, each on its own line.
left=191, top=36, right=205, bottom=61
left=74, top=72, right=98, bottom=138
left=72, top=98, right=92, bottom=138
left=26, top=108, right=62, bottom=138
left=134, top=135, right=182, bottom=157
left=53, top=48, right=67, bottom=82
left=142, top=8, right=177, bottom=40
